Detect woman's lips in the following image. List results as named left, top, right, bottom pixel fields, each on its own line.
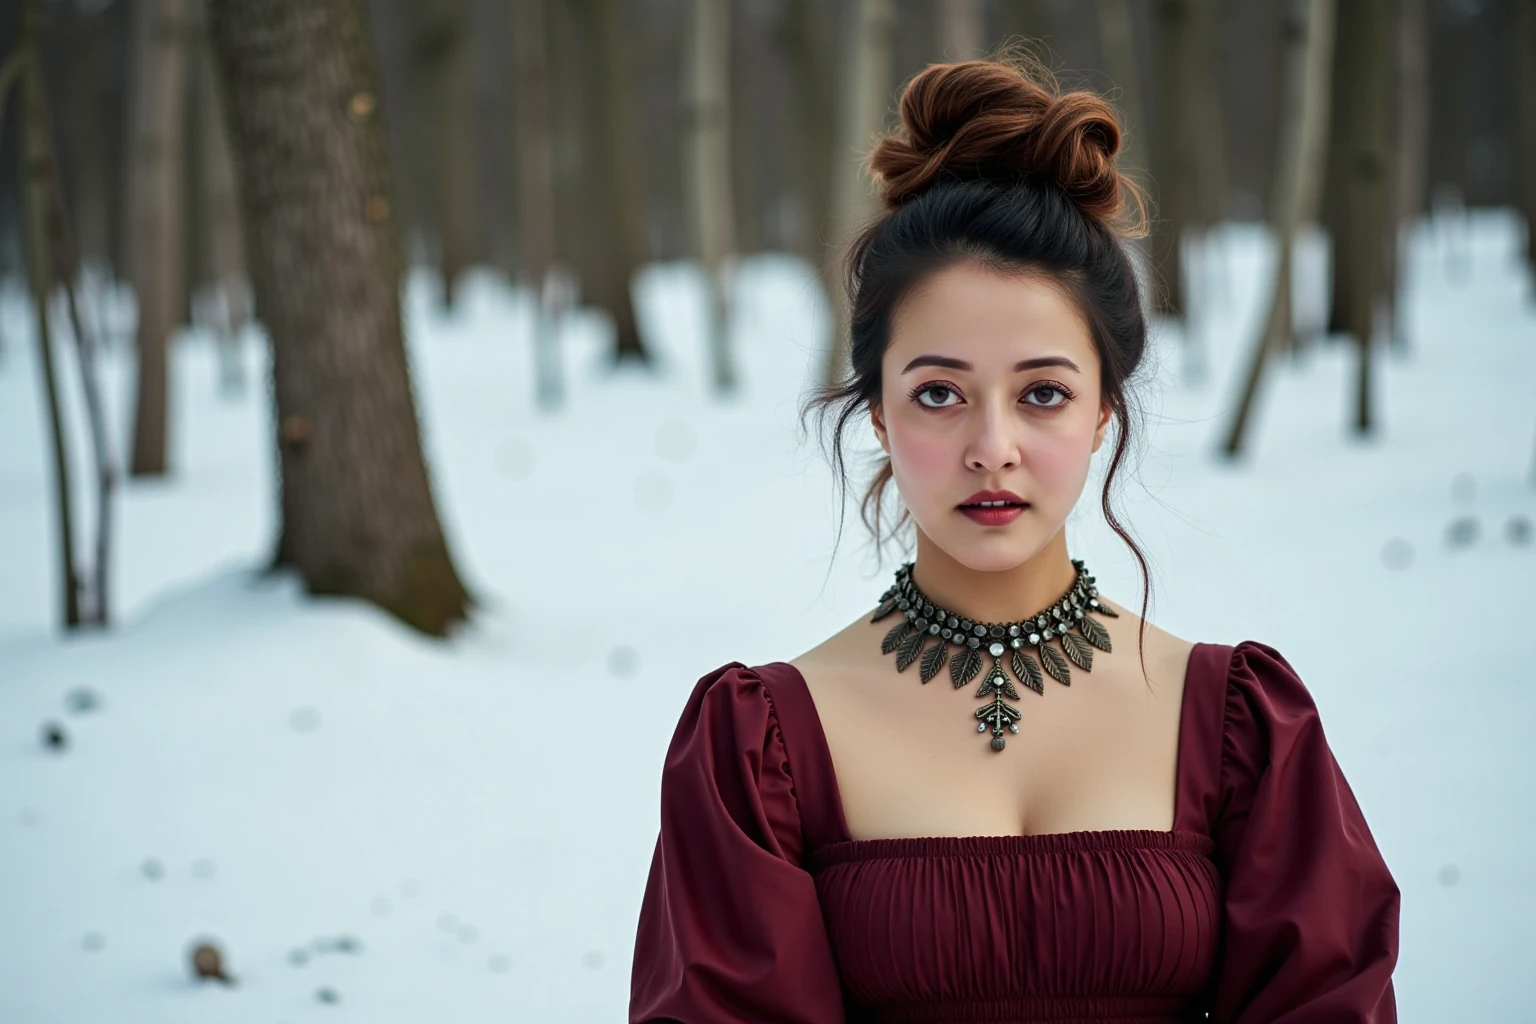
left=958, top=504, right=1028, bottom=526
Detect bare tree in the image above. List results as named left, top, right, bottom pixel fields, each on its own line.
left=820, top=0, right=896, bottom=388
left=685, top=0, right=739, bottom=395
left=587, top=0, right=651, bottom=364
left=1221, top=0, right=1336, bottom=457
left=125, top=0, right=191, bottom=477
left=191, top=0, right=251, bottom=395
left=1336, top=0, right=1395, bottom=435
left=5, top=0, right=115, bottom=627
left=1149, top=0, right=1198, bottom=318
left=208, top=0, right=471, bottom=635
left=420, top=0, right=477, bottom=308
left=1386, top=0, right=1428, bottom=350
left=511, top=0, right=563, bottom=409
left=1515, top=0, right=1536, bottom=280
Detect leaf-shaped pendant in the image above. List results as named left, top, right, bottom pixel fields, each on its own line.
left=949, top=645, right=983, bottom=688
left=1011, top=649, right=1044, bottom=695
left=918, top=639, right=948, bottom=683
left=871, top=596, right=899, bottom=622
left=882, top=621, right=910, bottom=654
left=1091, top=600, right=1119, bottom=618
left=1039, top=641, right=1071, bottom=685
left=1061, top=630, right=1093, bottom=671
left=975, top=670, right=1021, bottom=700
left=1079, top=614, right=1112, bottom=652
left=895, top=628, right=925, bottom=671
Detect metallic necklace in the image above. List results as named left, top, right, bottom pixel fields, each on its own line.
left=871, top=558, right=1115, bottom=751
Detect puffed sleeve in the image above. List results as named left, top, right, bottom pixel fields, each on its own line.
left=629, top=662, right=845, bottom=1023
left=1208, top=641, right=1401, bottom=1022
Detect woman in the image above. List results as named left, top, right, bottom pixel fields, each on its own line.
left=630, top=56, right=1400, bottom=1023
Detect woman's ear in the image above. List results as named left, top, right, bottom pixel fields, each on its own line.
left=870, top=402, right=890, bottom=455
left=1091, top=402, right=1112, bottom=454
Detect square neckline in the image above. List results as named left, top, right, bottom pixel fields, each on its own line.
left=766, top=641, right=1220, bottom=856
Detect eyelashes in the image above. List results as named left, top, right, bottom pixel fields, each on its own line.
left=907, top=380, right=1077, bottom=411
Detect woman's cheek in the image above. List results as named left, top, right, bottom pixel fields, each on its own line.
left=887, top=419, right=954, bottom=497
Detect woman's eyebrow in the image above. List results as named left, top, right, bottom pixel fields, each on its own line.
left=900, top=354, right=1082, bottom=374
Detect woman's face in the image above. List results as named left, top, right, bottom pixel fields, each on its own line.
left=870, top=260, right=1111, bottom=572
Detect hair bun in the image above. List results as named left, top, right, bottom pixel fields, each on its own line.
left=868, top=59, right=1140, bottom=230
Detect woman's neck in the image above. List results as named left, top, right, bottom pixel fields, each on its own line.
left=907, top=531, right=1079, bottom=625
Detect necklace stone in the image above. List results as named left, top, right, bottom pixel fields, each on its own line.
left=870, top=558, right=1116, bottom=751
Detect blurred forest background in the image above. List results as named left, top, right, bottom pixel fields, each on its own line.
left=0, top=0, right=1532, bottom=635
left=2, top=2, right=1535, bottom=1019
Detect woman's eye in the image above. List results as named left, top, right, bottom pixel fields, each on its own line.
left=1024, top=385, right=1069, bottom=408
left=913, top=384, right=959, bottom=408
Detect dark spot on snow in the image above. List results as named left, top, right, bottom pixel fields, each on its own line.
left=1446, top=516, right=1478, bottom=548
left=142, top=858, right=164, bottom=880
left=334, top=935, right=361, bottom=954
left=65, top=688, right=100, bottom=714
left=1506, top=515, right=1531, bottom=546
left=316, top=986, right=339, bottom=1004
left=289, top=948, right=309, bottom=967
left=289, top=707, right=321, bottom=733
left=41, top=721, right=67, bottom=752
left=82, top=932, right=104, bottom=951
left=1438, top=864, right=1461, bottom=886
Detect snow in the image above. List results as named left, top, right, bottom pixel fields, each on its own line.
left=1, top=213, right=1533, bottom=1022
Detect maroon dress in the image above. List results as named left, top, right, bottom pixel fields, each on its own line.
left=629, top=641, right=1400, bottom=1023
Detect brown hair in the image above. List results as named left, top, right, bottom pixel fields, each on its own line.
left=800, top=52, right=1159, bottom=674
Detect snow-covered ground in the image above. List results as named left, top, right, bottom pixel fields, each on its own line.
left=1, top=213, right=1532, bottom=1022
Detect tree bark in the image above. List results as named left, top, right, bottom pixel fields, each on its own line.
left=1387, top=0, right=1427, bottom=347
left=1149, top=0, right=1199, bottom=318
left=1340, top=0, right=1394, bottom=435
left=192, top=0, right=251, bottom=394
left=1221, top=0, right=1335, bottom=457
left=782, top=0, right=836, bottom=266
left=208, top=0, right=471, bottom=636
left=13, top=7, right=80, bottom=627
left=685, top=0, right=739, bottom=395
left=511, top=0, right=562, bottom=409
left=125, top=0, right=191, bottom=477
left=421, top=0, right=477, bottom=309
left=588, top=0, right=650, bottom=363
left=820, top=0, right=896, bottom=388
left=1515, top=0, right=1536, bottom=276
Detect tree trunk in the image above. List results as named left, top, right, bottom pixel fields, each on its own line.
left=1515, top=0, right=1536, bottom=278
left=685, top=0, right=739, bottom=395
left=1221, top=0, right=1335, bottom=457
left=420, top=0, right=476, bottom=309
left=820, top=0, right=896, bottom=388
left=1387, top=0, right=1427, bottom=347
left=208, top=0, right=471, bottom=636
left=588, top=0, right=650, bottom=363
left=1149, top=0, right=1199, bottom=318
left=192, top=0, right=251, bottom=394
left=782, top=0, right=836, bottom=266
left=14, top=5, right=80, bottom=627
left=1340, top=0, right=1394, bottom=435
left=65, top=2, right=111, bottom=278
left=511, top=0, right=562, bottom=409
left=125, top=0, right=191, bottom=477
